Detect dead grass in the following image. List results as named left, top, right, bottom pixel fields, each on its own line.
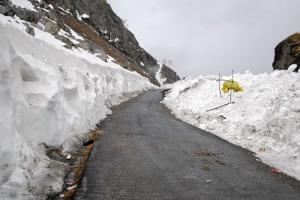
left=201, top=165, right=210, bottom=171
left=57, top=12, right=159, bottom=85
left=62, top=129, right=102, bottom=200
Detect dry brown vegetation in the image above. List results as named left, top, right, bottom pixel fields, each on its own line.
left=62, top=129, right=101, bottom=200
left=288, top=33, right=300, bottom=43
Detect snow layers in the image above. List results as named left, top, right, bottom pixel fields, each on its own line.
left=163, top=70, right=300, bottom=180
left=0, top=19, right=152, bottom=199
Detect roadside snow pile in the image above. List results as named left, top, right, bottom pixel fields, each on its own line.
left=0, top=15, right=152, bottom=199
left=163, top=69, right=300, bottom=180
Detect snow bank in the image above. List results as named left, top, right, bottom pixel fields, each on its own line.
left=0, top=16, right=152, bottom=199
left=163, top=70, right=300, bottom=180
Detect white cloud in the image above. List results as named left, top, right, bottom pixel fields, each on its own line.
left=108, top=0, right=300, bottom=77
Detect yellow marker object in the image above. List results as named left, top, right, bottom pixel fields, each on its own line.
left=222, top=80, right=244, bottom=93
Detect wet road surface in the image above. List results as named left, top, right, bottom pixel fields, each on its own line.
left=75, top=90, right=300, bottom=200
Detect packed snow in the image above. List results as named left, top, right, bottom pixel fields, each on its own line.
left=0, top=14, right=152, bottom=199
left=81, top=14, right=90, bottom=19
left=163, top=68, right=300, bottom=180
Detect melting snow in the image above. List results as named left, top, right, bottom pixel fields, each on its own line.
left=81, top=14, right=90, bottom=19
left=163, top=69, right=300, bottom=180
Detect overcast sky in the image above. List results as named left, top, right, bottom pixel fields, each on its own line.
left=107, top=0, right=300, bottom=77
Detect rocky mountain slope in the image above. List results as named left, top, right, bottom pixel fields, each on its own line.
left=273, top=33, right=300, bottom=72
left=0, top=0, right=179, bottom=85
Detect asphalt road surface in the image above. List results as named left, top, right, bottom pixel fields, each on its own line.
left=75, top=90, right=300, bottom=200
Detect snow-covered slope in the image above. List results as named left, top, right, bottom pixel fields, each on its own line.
left=0, top=15, right=152, bottom=199
left=163, top=68, right=300, bottom=180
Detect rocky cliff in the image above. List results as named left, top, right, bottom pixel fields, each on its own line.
left=0, top=0, right=179, bottom=85
left=273, top=33, right=300, bottom=72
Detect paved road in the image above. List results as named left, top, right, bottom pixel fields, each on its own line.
left=75, top=90, right=300, bottom=200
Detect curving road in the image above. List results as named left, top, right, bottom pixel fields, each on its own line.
left=75, top=90, right=300, bottom=200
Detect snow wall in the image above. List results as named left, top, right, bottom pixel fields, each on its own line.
left=0, top=18, right=152, bottom=199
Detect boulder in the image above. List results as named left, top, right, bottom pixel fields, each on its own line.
left=273, top=33, right=300, bottom=72
left=26, top=26, right=35, bottom=36
left=44, top=20, right=60, bottom=35
left=13, top=8, right=40, bottom=22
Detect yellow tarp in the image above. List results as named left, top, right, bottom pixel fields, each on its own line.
left=222, top=80, right=244, bottom=93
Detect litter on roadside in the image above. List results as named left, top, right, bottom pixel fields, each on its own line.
left=271, top=168, right=281, bottom=173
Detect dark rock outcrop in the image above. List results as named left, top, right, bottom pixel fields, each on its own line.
left=273, top=33, right=300, bottom=72
left=160, top=65, right=181, bottom=84
left=25, top=26, right=35, bottom=36
left=43, top=0, right=180, bottom=85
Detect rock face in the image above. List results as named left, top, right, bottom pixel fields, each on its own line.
left=161, top=65, right=181, bottom=84
left=273, top=33, right=300, bottom=72
left=44, top=0, right=180, bottom=85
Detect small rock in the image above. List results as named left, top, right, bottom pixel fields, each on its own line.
left=55, top=34, right=73, bottom=46
left=63, top=44, right=73, bottom=49
left=259, top=147, right=266, bottom=152
left=26, top=26, right=35, bottom=36
left=65, top=153, right=72, bottom=160
left=96, top=122, right=102, bottom=128
left=67, top=184, right=77, bottom=191
left=47, top=9, right=58, bottom=22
